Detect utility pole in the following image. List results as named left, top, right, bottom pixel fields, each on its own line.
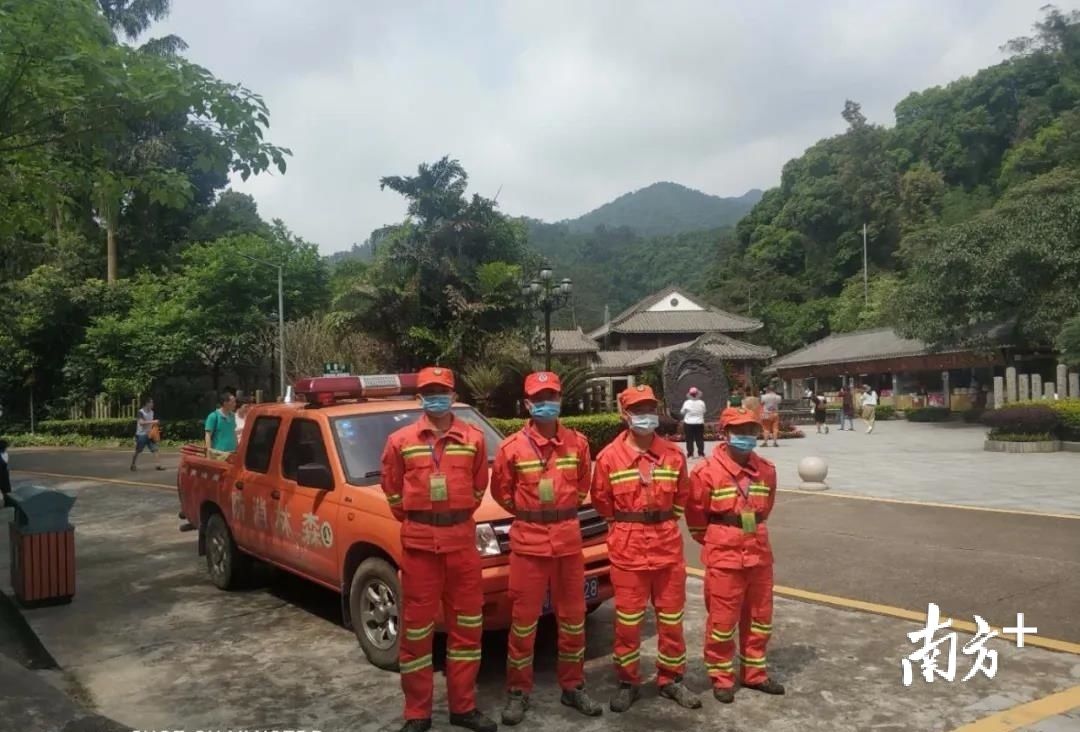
left=863, top=223, right=869, bottom=306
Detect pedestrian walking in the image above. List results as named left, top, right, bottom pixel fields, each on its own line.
left=591, top=385, right=701, bottom=713
left=491, top=371, right=602, bottom=725
left=131, top=397, right=164, bottom=471
left=204, top=391, right=238, bottom=455
left=380, top=367, right=496, bottom=732
left=679, top=387, right=707, bottom=459
left=838, top=386, right=855, bottom=431
left=861, top=385, right=878, bottom=434
left=811, top=391, right=828, bottom=434
left=686, top=407, right=785, bottom=704
left=759, top=386, right=782, bottom=447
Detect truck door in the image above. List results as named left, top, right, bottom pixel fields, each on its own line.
left=235, top=415, right=283, bottom=559
left=275, top=417, right=340, bottom=584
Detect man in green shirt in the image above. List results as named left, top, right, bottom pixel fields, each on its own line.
left=204, top=392, right=238, bottom=453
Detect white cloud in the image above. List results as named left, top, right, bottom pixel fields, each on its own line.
left=155, top=0, right=1051, bottom=253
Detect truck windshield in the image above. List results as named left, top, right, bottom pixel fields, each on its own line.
left=331, top=407, right=505, bottom=485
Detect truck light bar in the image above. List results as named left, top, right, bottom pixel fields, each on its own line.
left=292, top=373, right=420, bottom=405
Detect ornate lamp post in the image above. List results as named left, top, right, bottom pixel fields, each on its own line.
left=521, top=266, right=573, bottom=371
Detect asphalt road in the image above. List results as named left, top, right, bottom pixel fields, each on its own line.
left=11, top=447, right=1080, bottom=643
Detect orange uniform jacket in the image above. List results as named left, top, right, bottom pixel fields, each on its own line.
left=685, top=445, right=777, bottom=569
left=591, top=433, right=689, bottom=571
left=380, top=414, right=488, bottom=554
left=490, top=421, right=591, bottom=557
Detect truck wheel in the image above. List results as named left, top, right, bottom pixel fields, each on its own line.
left=204, top=512, right=249, bottom=590
left=349, top=558, right=401, bottom=671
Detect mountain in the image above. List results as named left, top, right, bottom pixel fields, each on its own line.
left=561, top=182, right=762, bottom=237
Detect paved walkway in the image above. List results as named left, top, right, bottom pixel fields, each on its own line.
left=700, top=420, right=1080, bottom=515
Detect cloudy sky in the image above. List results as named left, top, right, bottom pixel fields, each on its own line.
left=157, top=0, right=1050, bottom=254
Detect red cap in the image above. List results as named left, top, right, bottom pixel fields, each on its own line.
left=619, top=384, right=657, bottom=410
left=417, top=366, right=454, bottom=390
left=719, top=406, right=760, bottom=429
left=524, top=371, right=561, bottom=397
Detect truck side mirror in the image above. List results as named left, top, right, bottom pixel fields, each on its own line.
left=297, top=463, right=333, bottom=490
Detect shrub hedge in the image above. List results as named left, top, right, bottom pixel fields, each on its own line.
left=906, top=407, right=953, bottom=422
left=36, top=417, right=205, bottom=441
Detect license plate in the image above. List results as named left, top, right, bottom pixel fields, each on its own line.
left=541, top=576, right=600, bottom=615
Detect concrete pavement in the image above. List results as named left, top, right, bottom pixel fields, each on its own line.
left=2, top=475, right=1079, bottom=731
left=722, top=420, right=1080, bottom=514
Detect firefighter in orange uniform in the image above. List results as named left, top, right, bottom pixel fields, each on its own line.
left=685, top=406, right=786, bottom=703
left=380, top=367, right=497, bottom=732
left=490, top=371, right=603, bottom=725
left=591, top=385, right=702, bottom=712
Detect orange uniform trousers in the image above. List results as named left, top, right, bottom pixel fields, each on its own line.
left=703, top=563, right=773, bottom=689
left=399, top=546, right=483, bottom=720
left=505, top=552, right=586, bottom=693
left=611, top=563, right=687, bottom=685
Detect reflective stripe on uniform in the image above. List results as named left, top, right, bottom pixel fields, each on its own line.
left=657, top=609, right=684, bottom=626
left=558, top=649, right=585, bottom=663
left=515, top=459, right=543, bottom=474
left=405, top=622, right=435, bottom=641
left=612, top=649, right=641, bottom=667
left=559, top=620, right=585, bottom=635
left=507, top=653, right=533, bottom=669
left=657, top=651, right=686, bottom=668
left=511, top=621, right=538, bottom=638
left=616, top=609, right=646, bottom=626
left=447, top=647, right=482, bottom=662
left=711, top=627, right=736, bottom=642
left=740, top=654, right=767, bottom=667
left=457, top=614, right=483, bottom=629
left=401, top=654, right=433, bottom=674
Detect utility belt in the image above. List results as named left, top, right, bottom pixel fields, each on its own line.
left=709, top=512, right=765, bottom=527
left=406, top=509, right=473, bottom=527
left=613, top=509, right=675, bottom=525
left=514, top=507, right=578, bottom=524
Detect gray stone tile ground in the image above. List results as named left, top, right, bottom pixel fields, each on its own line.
left=2, top=479, right=1079, bottom=732
left=699, top=420, right=1080, bottom=514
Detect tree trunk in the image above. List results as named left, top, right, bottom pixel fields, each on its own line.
left=106, top=220, right=117, bottom=283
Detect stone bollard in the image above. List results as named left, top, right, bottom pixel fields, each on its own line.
left=798, top=456, right=829, bottom=491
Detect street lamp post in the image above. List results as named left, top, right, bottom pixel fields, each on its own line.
left=239, top=253, right=286, bottom=399
left=521, top=266, right=573, bottom=371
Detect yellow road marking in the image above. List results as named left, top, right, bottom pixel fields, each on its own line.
left=778, top=488, right=1080, bottom=521
left=685, top=567, right=1080, bottom=656
left=948, top=684, right=1080, bottom=732
left=12, top=470, right=174, bottom=492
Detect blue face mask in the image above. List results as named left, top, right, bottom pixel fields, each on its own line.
left=629, top=413, right=659, bottom=434
left=529, top=400, right=561, bottom=422
left=420, top=394, right=452, bottom=416
left=728, top=434, right=757, bottom=453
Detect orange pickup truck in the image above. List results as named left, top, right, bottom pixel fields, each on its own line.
left=177, top=374, right=613, bottom=669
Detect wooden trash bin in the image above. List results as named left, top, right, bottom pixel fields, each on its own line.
left=7, top=485, right=76, bottom=607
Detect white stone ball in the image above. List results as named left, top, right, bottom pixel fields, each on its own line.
left=798, top=456, right=828, bottom=483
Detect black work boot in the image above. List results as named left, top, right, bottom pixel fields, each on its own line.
left=713, top=687, right=735, bottom=704
left=501, top=690, right=529, bottom=726
left=659, top=677, right=702, bottom=709
left=609, top=682, right=640, bottom=713
left=450, top=708, right=497, bottom=732
left=744, top=678, right=786, bottom=695
left=561, top=684, right=603, bottom=717
left=398, top=719, right=432, bottom=732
